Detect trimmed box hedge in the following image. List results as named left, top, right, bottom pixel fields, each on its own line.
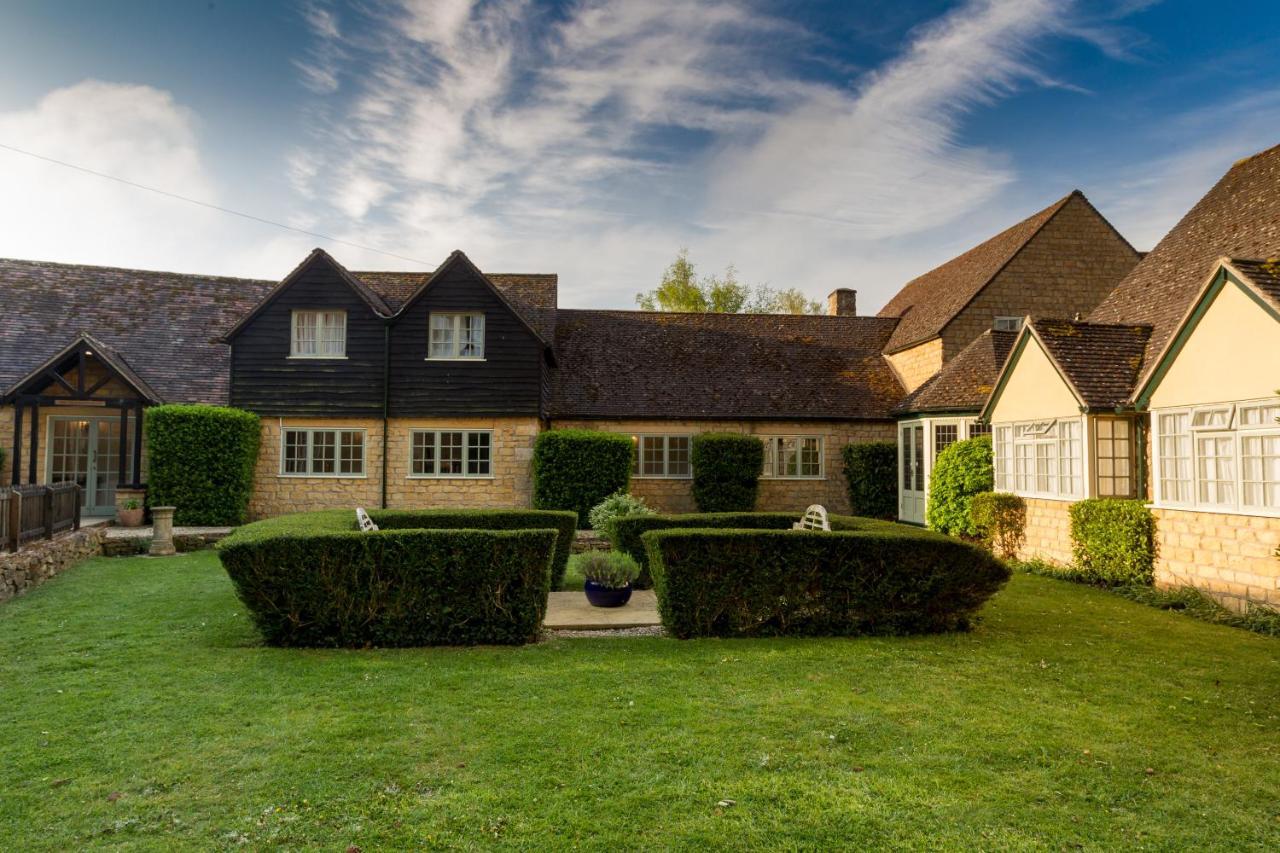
left=371, top=508, right=577, bottom=590
left=532, top=430, right=633, bottom=528
left=841, top=441, right=898, bottom=520
left=643, top=527, right=1010, bottom=638
left=927, top=435, right=993, bottom=538
left=216, top=510, right=560, bottom=647
left=145, top=404, right=261, bottom=526
left=611, top=511, right=905, bottom=588
left=691, top=433, right=764, bottom=512
left=1069, top=498, right=1156, bottom=586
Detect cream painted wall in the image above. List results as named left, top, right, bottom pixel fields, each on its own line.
left=1149, top=279, right=1280, bottom=409
left=988, top=336, right=1081, bottom=422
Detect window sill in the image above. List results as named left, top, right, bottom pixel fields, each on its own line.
left=425, top=357, right=487, bottom=362
left=1150, top=502, right=1280, bottom=520
left=277, top=473, right=368, bottom=479
left=406, top=475, right=496, bottom=481
left=632, top=475, right=693, bottom=481
left=761, top=476, right=826, bottom=481
left=287, top=355, right=348, bottom=360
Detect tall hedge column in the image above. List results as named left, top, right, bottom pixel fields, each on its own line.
left=144, top=405, right=261, bottom=526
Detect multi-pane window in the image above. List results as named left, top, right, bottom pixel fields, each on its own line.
left=761, top=436, right=823, bottom=479
left=993, top=316, right=1024, bottom=332
left=933, top=424, right=959, bottom=461
left=410, top=430, right=492, bottom=477
left=281, top=428, right=364, bottom=476
left=967, top=420, right=992, bottom=438
left=1094, top=418, right=1135, bottom=497
left=291, top=310, right=346, bottom=357
left=1157, top=412, right=1192, bottom=504
left=1154, top=400, right=1280, bottom=515
left=633, top=435, right=691, bottom=478
left=994, top=419, right=1082, bottom=499
left=429, top=313, right=485, bottom=359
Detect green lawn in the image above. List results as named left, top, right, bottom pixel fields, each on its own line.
left=2, top=553, right=1278, bottom=850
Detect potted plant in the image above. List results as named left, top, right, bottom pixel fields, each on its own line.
left=118, top=499, right=144, bottom=528
left=579, top=551, right=639, bottom=608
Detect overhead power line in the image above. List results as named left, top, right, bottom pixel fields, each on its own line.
left=0, top=140, right=433, bottom=266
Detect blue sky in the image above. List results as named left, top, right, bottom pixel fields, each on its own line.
left=1, top=0, right=1277, bottom=311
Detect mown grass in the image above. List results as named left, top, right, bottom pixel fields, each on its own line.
left=1, top=551, right=1278, bottom=850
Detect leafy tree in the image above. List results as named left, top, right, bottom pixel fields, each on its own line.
left=637, top=249, right=822, bottom=315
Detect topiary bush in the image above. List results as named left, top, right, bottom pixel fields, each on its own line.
left=841, top=441, right=897, bottom=520
left=1068, top=498, right=1156, bottom=585
left=612, top=511, right=905, bottom=588
left=371, top=508, right=577, bottom=591
left=588, top=491, right=654, bottom=538
left=690, top=433, right=764, bottom=512
left=216, top=510, right=559, bottom=646
left=644, top=527, right=1010, bottom=638
left=532, top=430, right=633, bottom=528
left=970, top=491, right=1026, bottom=559
left=145, top=404, right=261, bottom=526
left=926, top=435, right=993, bottom=538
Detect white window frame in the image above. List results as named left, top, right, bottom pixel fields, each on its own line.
left=290, top=310, right=347, bottom=358
left=428, top=312, right=486, bottom=360
left=992, top=417, right=1085, bottom=501
left=993, top=316, right=1024, bottom=332
left=280, top=427, right=366, bottom=477
left=1152, top=398, right=1280, bottom=517
left=632, top=434, right=692, bottom=479
left=408, top=429, right=494, bottom=479
left=761, top=435, right=824, bottom=480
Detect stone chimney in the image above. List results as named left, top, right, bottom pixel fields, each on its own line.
left=827, top=288, right=857, bottom=316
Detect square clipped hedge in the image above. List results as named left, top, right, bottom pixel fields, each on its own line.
left=532, top=430, right=633, bottom=528
left=145, top=404, right=261, bottom=525
left=643, top=527, right=1010, bottom=638
left=611, top=511, right=906, bottom=588
left=1069, top=498, right=1156, bottom=585
left=370, top=508, right=577, bottom=590
left=217, top=510, right=559, bottom=647
left=691, top=433, right=764, bottom=512
left=841, top=441, right=898, bottom=520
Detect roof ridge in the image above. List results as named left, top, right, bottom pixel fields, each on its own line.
left=0, top=254, right=276, bottom=285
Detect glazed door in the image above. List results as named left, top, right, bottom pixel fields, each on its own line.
left=899, top=422, right=926, bottom=524
left=48, top=417, right=129, bottom=516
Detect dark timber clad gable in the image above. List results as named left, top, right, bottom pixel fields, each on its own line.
left=388, top=260, right=544, bottom=417
left=229, top=253, right=388, bottom=416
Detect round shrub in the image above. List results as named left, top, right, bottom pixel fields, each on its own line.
left=644, top=526, right=1010, bottom=638
left=1069, top=498, right=1156, bottom=585
left=216, top=510, right=560, bottom=647
left=145, top=404, right=261, bottom=526
left=926, top=435, right=992, bottom=538
left=691, top=433, right=764, bottom=512
left=532, top=430, right=633, bottom=528
left=970, top=491, right=1026, bottom=559
left=841, top=441, right=897, bottom=520
left=588, top=490, right=654, bottom=537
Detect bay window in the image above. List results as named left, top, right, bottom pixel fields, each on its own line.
left=761, top=436, right=823, bottom=479
left=993, top=419, right=1083, bottom=499
left=1154, top=399, right=1280, bottom=515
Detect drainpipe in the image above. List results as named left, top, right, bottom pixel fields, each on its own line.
left=381, top=322, right=390, bottom=510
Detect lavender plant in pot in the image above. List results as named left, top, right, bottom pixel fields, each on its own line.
left=579, top=551, right=639, bottom=608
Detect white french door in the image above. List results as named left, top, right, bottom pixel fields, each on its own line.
left=47, top=417, right=131, bottom=516
left=899, top=422, right=926, bottom=524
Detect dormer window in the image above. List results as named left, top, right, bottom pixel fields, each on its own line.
left=429, top=312, right=485, bottom=360
left=993, top=316, right=1023, bottom=332
left=291, top=310, right=346, bottom=358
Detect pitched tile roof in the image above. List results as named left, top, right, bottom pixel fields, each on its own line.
left=549, top=310, right=904, bottom=420
left=896, top=329, right=1018, bottom=414
left=1228, top=256, right=1280, bottom=308
left=351, top=269, right=558, bottom=341
left=1031, top=319, right=1152, bottom=410
left=877, top=192, right=1079, bottom=352
left=1088, top=143, right=1280, bottom=381
left=0, top=257, right=273, bottom=405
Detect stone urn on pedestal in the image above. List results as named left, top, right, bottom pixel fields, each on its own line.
left=149, top=506, right=177, bottom=556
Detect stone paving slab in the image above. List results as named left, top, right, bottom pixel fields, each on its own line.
left=544, top=589, right=661, bottom=630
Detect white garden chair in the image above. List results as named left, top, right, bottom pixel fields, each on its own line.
left=792, top=504, right=830, bottom=531
left=356, top=507, right=379, bottom=532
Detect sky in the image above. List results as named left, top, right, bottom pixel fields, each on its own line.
left=0, top=0, right=1278, bottom=313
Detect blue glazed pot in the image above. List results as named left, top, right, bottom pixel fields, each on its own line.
left=584, top=580, right=633, bottom=608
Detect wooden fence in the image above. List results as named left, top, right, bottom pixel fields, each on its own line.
left=1, top=482, right=82, bottom=552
